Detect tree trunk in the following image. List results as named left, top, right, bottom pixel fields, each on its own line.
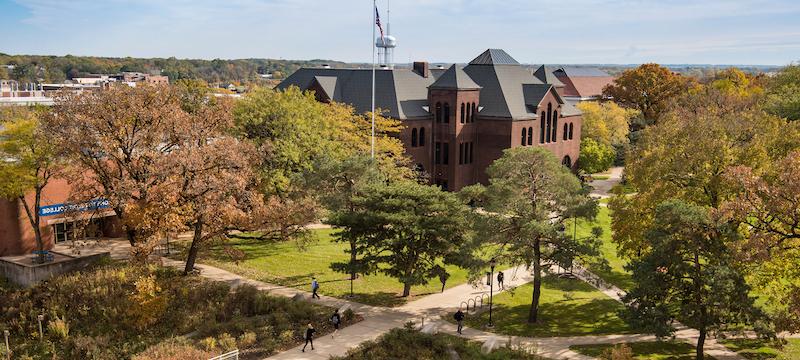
left=350, top=240, right=357, bottom=280
left=696, top=327, right=706, bottom=360
left=184, top=221, right=203, bottom=275
left=402, top=282, right=412, bottom=297
left=528, top=237, right=542, bottom=323
left=19, top=193, right=44, bottom=263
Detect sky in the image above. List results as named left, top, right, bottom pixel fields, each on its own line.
left=1, top=0, right=799, bottom=65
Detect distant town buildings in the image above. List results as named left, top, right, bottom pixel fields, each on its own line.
left=0, top=72, right=170, bottom=106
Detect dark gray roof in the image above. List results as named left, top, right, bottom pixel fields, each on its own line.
left=554, top=66, right=611, bottom=77
left=469, top=49, right=520, bottom=65
left=463, top=63, right=549, bottom=120
left=429, top=64, right=481, bottom=90
left=533, top=65, right=565, bottom=87
left=312, top=76, right=337, bottom=98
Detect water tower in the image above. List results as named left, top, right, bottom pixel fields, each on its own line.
left=376, top=1, right=397, bottom=68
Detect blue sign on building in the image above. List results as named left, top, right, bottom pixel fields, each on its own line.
left=38, top=199, right=111, bottom=217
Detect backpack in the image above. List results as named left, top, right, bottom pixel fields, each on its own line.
left=331, top=314, right=340, bottom=324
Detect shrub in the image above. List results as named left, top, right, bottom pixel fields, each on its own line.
left=47, top=316, right=70, bottom=340
left=199, top=337, right=217, bottom=352
left=238, top=331, right=257, bottom=348
left=133, top=338, right=214, bottom=360
left=279, top=329, right=296, bottom=345
left=217, top=333, right=237, bottom=351
left=601, top=344, right=634, bottom=360
left=579, top=138, right=616, bottom=174
left=343, top=308, right=356, bottom=321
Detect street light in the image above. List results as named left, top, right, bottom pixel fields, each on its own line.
left=37, top=314, right=44, bottom=340
left=488, top=258, right=496, bottom=328
left=4, top=329, right=10, bottom=360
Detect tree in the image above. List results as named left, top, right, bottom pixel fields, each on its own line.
left=602, top=64, right=690, bottom=130
left=578, top=138, right=616, bottom=174
left=609, top=86, right=799, bottom=258
left=577, top=101, right=636, bottom=148
left=326, top=181, right=469, bottom=297
left=171, top=83, right=263, bottom=274
left=721, top=151, right=800, bottom=331
left=44, top=85, right=188, bottom=253
left=764, top=64, right=800, bottom=121
left=462, top=147, right=600, bottom=323
left=622, top=200, right=769, bottom=360
left=0, top=106, right=60, bottom=262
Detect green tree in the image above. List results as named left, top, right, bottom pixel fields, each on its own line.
left=0, top=107, right=60, bottom=261
left=622, top=200, right=770, bottom=360
left=462, top=147, right=600, bottom=323
left=602, top=63, right=690, bottom=130
left=577, top=101, right=636, bottom=147
left=764, top=64, right=800, bottom=121
left=609, top=86, right=800, bottom=257
left=578, top=138, right=616, bottom=174
left=326, top=181, right=469, bottom=297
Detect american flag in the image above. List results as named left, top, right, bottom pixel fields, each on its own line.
left=375, top=6, right=385, bottom=46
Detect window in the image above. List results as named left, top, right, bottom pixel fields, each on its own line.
left=459, top=142, right=464, bottom=164
left=471, top=103, right=477, bottom=122
left=466, top=103, right=472, bottom=123
left=435, top=102, right=442, bottom=123
left=569, top=123, right=574, bottom=140
left=540, top=112, right=546, bottom=143
left=53, top=222, right=75, bottom=243
left=468, top=142, right=474, bottom=164
left=460, top=142, right=474, bottom=164
left=521, top=128, right=527, bottom=146
left=527, top=126, right=533, bottom=146
left=552, top=111, right=558, bottom=142
left=562, top=155, right=572, bottom=168
left=460, top=103, right=465, bottom=123
left=436, top=180, right=449, bottom=191
left=411, top=128, right=418, bottom=147
left=546, top=103, right=552, bottom=143
left=435, top=142, right=441, bottom=164
left=419, top=127, right=426, bottom=146
left=443, top=142, right=449, bottom=164
left=444, top=103, right=450, bottom=123
left=563, top=123, right=569, bottom=140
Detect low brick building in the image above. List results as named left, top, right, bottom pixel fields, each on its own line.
left=278, top=49, right=587, bottom=191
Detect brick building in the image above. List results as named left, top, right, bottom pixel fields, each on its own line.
left=278, top=49, right=595, bottom=191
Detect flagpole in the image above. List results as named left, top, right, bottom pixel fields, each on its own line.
left=371, top=0, right=376, bottom=159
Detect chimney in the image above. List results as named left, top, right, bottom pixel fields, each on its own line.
left=413, top=61, right=429, bottom=78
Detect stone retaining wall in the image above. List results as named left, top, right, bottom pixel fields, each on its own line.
left=0, top=251, right=110, bottom=287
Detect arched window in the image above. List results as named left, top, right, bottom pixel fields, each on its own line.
left=411, top=128, right=418, bottom=147
left=471, top=103, right=477, bottom=122
left=435, top=102, right=442, bottom=123
left=521, top=127, right=527, bottom=146
left=444, top=103, right=450, bottom=123
left=546, top=103, right=552, bottom=143
left=552, top=111, right=558, bottom=142
left=419, top=127, right=425, bottom=146
left=466, top=103, right=471, bottom=123
left=569, top=123, right=574, bottom=140
left=563, top=123, right=569, bottom=140
left=540, top=112, right=546, bottom=143
left=562, top=155, right=572, bottom=168
left=527, top=126, right=533, bottom=145
left=460, top=103, right=465, bottom=123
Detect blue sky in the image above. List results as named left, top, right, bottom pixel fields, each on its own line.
left=1, top=0, right=799, bottom=65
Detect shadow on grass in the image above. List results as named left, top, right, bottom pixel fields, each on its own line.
left=572, top=341, right=708, bottom=360
left=492, top=298, right=632, bottom=337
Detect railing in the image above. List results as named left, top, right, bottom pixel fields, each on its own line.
left=208, top=349, right=239, bottom=360
left=460, top=293, right=490, bottom=313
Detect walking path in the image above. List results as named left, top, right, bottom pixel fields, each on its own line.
left=587, top=167, right=624, bottom=199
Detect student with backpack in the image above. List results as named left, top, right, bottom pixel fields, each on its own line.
left=311, top=277, right=320, bottom=299
left=330, top=309, right=342, bottom=338
left=497, top=271, right=505, bottom=290
left=454, top=309, right=465, bottom=334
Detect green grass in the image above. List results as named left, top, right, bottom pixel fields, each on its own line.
left=182, top=228, right=471, bottom=307
left=592, top=175, right=612, bottom=181
left=571, top=341, right=716, bottom=360
left=569, top=206, right=634, bottom=291
left=463, top=275, right=633, bottom=337
left=720, top=338, right=800, bottom=360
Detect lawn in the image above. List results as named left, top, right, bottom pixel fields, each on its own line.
left=182, top=228, right=472, bottom=307
left=571, top=341, right=716, bottom=360
left=568, top=206, right=634, bottom=291
left=462, top=275, right=633, bottom=337
left=331, top=327, right=543, bottom=359
left=720, top=338, right=800, bottom=360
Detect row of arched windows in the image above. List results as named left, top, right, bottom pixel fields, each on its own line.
left=435, top=102, right=451, bottom=123
left=460, top=102, right=477, bottom=124
left=459, top=142, right=474, bottom=164
left=562, top=123, right=574, bottom=140
left=521, top=127, right=534, bottom=146
left=539, top=103, right=560, bottom=144
left=410, top=127, right=426, bottom=147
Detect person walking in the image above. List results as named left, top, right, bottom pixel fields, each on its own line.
left=454, top=309, right=465, bottom=334
left=301, top=323, right=316, bottom=352
left=497, top=271, right=505, bottom=290
left=439, top=271, right=450, bottom=293
left=311, top=277, right=320, bottom=299
left=330, top=309, right=342, bottom=338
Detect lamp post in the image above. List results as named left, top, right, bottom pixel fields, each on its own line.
left=488, top=258, right=496, bottom=328
left=37, top=314, right=44, bottom=340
